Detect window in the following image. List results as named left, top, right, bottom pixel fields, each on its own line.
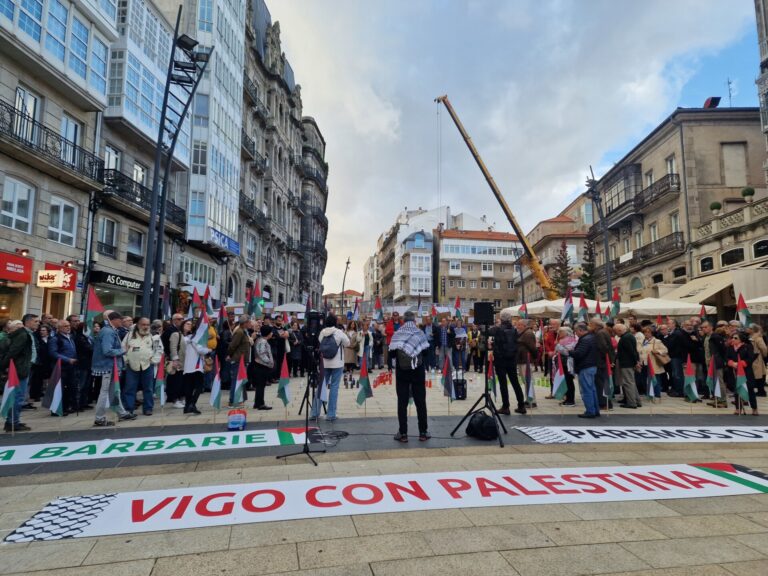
left=246, top=234, right=256, bottom=264
left=699, top=257, right=714, bottom=273
left=414, top=233, right=424, bottom=249
left=98, top=217, right=117, bottom=257
left=673, top=266, right=686, bottom=278
left=670, top=212, right=680, bottom=233
left=198, top=0, right=213, bottom=32
left=133, top=163, right=147, bottom=186
left=634, top=231, right=642, bottom=249
left=754, top=240, right=768, bottom=259
left=610, top=245, right=617, bottom=260
left=623, top=238, right=630, bottom=254
left=466, top=263, right=474, bottom=272
left=99, top=0, right=117, bottom=22
left=104, top=145, right=120, bottom=171
left=193, top=94, right=209, bottom=127
left=494, top=299, right=502, bottom=309
left=721, top=248, right=745, bottom=267
left=457, top=280, right=466, bottom=288
left=651, top=273, right=664, bottom=284
left=47, top=196, right=77, bottom=245
left=69, top=17, right=89, bottom=79
left=469, top=280, right=477, bottom=289
left=449, top=280, right=455, bottom=288
left=19, top=0, right=43, bottom=41
left=665, top=155, right=676, bottom=175
left=582, top=201, right=593, bottom=225
left=1, top=177, right=35, bottom=233
left=14, top=86, right=39, bottom=143
left=449, top=260, right=461, bottom=275
left=192, top=141, right=207, bottom=175
left=481, top=262, right=493, bottom=272
left=480, top=280, right=488, bottom=289
left=90, top=38, right=108, bottom=94
left=629, top=277, right=643, bottom=291
left=126, top=229, right=143, bottom=266
left=60, top=114, right=81, bottom=166
left=493, top=281, right=501, bottom=289
left=722, top=143, right=747, bottom=187
left=0, top=0, right=14, bottom=21
left=649, top=223, right=658, bottom=242
left=45, top=0, right=68, bottom=61
left=507, top=281, right=514, bottom=289
left=645, top=170, right=654, bottom=188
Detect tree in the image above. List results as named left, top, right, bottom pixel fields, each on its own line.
left=580, top=239, right=597, bottom=300
left=551, top=240, right=572, bottom=298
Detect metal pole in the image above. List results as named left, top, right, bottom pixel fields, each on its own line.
left=142, top=5, right=183, bottom=317
left=80, top=191, right=98, bottom=317
left=340, top=257, right=350, bottom=316
left=587, top=178, right=612, bottom=298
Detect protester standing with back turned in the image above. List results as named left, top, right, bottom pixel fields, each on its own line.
left=389, top=311, right=430, bottom=442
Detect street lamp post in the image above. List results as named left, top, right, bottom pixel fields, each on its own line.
left=340, top=257, right=350, bottom=316
left=513, top=248, right=526, bottom=304
left=141, top=5, right=213, bottom=319
left=586, top=178, right=612, bottom=298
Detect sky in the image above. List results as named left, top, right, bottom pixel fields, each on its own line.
left=268, top=0, right=759, bottom=295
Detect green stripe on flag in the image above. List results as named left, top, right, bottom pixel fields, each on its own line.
left=277, top=430, right=299, bottom=445
left=693, top=465, right=768, bottom=494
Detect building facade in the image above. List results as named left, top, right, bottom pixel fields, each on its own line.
left=591, top=107, right=764, bottom=302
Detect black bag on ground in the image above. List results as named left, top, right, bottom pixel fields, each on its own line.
left=466, top=411, right=498, bottom=440
left=454, top=379, right=467, bottom=400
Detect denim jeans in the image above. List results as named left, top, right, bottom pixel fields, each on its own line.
left=95, top=372, right=128, bottom=421
left=452, top=349, right=467, bottom=373
left=125, top=366, right=155, bottom=413
left=577, top=366, right=600, bottom=416
left=670, top=358, right=684, bottom=394
left=5, top=375, right=29, bottom=426
left=425, top=343, right=436, bottom=370
left=313, top=366, right=342, bottom=419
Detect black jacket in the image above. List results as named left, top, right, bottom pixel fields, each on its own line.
left=616, top=332, right=639, bottom=368
left=572, top=333, right=599, bottom=373
left=666, top=327, right=688, bottom=360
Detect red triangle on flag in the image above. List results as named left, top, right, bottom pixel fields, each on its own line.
left=656, top=314, right=663, bottom=326
left=360, top=352, right=369, bottom=378
left=692, top=462, right=737, bottom=473
left=238, top=356, right=248, bottom=380
left=156, top=354, right=166, bottom=380
left=280, top=354, right=290, bottom=380
left=685, top=354, right=695, bottom=376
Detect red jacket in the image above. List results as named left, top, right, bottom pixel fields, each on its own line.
left=544, top=331, right=557, bottom=355
left=385, top=320, right=400, bottom=345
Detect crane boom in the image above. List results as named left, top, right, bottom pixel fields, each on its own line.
left=435, top=95, right=559, bottom=301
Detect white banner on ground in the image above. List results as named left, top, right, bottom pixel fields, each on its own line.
left=518, top=426, right=768, bottom=444
left=0, top=428, right=316, bottom=466
left=6, top=462, right=768, bottom=542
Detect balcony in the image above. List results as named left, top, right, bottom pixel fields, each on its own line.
left=614, top=232, right=685, bottom=273
left=238, top=192, right=270, bottom=232
left=254, top=99, right=269, bottom=123
left=101, top=169, right=186, bottom=234
left=301, top=162, right=328, bottom=192
left=241, top=130, right=255, bottom=159
left=696, top=197, right=768, bottom=241
left=634, top=173, right=680, bottom=210
left=97, top=242, right=117, bottom=258
left=252, top=150, right=267, bottom=174
left=0, top=97, right=103, bottom=189
left=243, top=74, right=259, bottom=105
left=311, top=206, right=328, bottom=228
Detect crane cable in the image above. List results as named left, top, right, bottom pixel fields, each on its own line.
left=436, top=101, right=442, bottom=209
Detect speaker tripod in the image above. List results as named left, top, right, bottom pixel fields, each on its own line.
left=276, top=347, right=326, bottom=466
left=450, top=328, right=507, bottom=447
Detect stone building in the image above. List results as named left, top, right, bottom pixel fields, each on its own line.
left=590, top=106, right=764, bottom=302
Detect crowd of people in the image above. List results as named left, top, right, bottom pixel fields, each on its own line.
left=1, top=305, right=766, bottom=437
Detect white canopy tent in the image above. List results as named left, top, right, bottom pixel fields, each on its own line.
left=617, top=298, right=716, bottom=318
left=746, top=295, right=768, bottom=314
left=502, top=297, right=608, bottom=318
left=273, top=303, right=306, bottom=313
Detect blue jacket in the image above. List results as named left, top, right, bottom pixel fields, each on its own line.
left=91, top=324, right=125, bottom=373
left=48, top=332, right=77, bottom=370
left=572, top=332, right=599, bottom=373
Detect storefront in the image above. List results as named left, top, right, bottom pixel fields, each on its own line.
left=36, top=263, right=77, bottom=318
left=88, top=270, right=145, bottom=318
left=0, top=251, right=33, bottom=321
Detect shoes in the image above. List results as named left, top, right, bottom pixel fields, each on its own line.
left=544, top=395, right=555, bottom=399
left=578, top=413, right=599, bottom=419
left=143, top=411, right=153, bottom=416
left=4, top=422, right=31, bottom=432
left=394, top=432, right=408, bottom=443
left=183, top=406, right=202, bottom=415
left=619, top=404, right=638, bottom=409
left=257, top=405, right=273, bottom=411
left=419, top=432, right=431, bottom=442
left=93, top=420, right=115, bottom=427
left=514, top=406, right=527, bottom=415
left=497, top=407, right=511, bottom=415
left=118, top=413, right=137, bottom=421
left=326, top=416, right=337, bottom=422
left=50, top=411, right=68, bottom=417
left=560, top=402, right=576, bottom=407
left=21, top=403, right=37, bottom=410
left=173, top=400, right=185, bottom=409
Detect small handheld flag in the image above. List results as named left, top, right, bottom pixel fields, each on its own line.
left=552, top=354, right=567, bottom=400
left=84, top=286, right=105, bottom=335
left=249, top=280, right=264, bottom=318
left=0, top=359, right=19, bottom=419
left=656, top=314, right=663, bottom=327
left=356, top=353, right=373, bottom=406
left=646, top=355, right=657, bottom=400
left=577, top=294, right=588, bottom=322
left=706, top=356, right=722, bottom=398
left=277, top=354, right=291, bottom=407
left=735, top=359, right=750, bottom=404
left=202, top=285, right=214, bottom=315
left=699, top=304, right=707, bottom=319
left=209, top=356, right=221, bottom=409
left=487, top=359, right=498, bottom=398
left=374, top=296, right=384, bottom=322
left=233, top=356, right=247, bottom=405
left=110, top=358, right=121, bottom=414
left=441, top=354, right=455, bottom=400
left=604, top=353, right=614, bottom=399
left=610, top=287, right=621, bottom=318
left=48, top=359, right=64, bottom=417
left=683, top=354, right=699, bottom=402
left=560, top=288, right=573, bottom=324
left=217, top=301, right=228, bottom=334
left=595, top=298, right=602, bottom=321
left=519, top=302, right=528, bottom=319
left=454, top=296, right=462, bottom=320
left=188, top=287, right=203, bottom=319
left=431, top=303, right=438, bottom=318
left=155, top=354, right=167, bottom=407
left=736, top=293, right=752, bottom=326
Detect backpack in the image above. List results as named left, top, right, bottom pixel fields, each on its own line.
left=395, top=348, right=421, bottom=371
left=494, top=325, right=518, bottom=361
left=319, top=333, right=340, bottom=360
left=466, top=411, right=498, bottom=440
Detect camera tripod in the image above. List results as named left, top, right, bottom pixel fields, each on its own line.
left=450, top=326, right=507, bottom=447
left=276, top=346, right=326, bottom=466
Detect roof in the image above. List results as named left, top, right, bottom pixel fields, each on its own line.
left=323, top=290, right=363, bottom=298
left=439, top=229, right=519, bottom=242
left=541, top=215, right=575, bottom=223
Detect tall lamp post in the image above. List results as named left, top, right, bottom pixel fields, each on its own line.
left=141, top=6, right=213, bottom=318
left=340, top=257, right=350, bottom=316
left=585, top=177, right=612, bottom=297
left=512, top=248, right=526, bottom=304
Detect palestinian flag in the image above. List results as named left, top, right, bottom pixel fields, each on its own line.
left=684, top=354, right=699, bottom=402
left=699, top=304, right=707, bottom=319
left=84, top=285, right=104, bottom=335
left=656, top=314, right=663, bottom=326
left=577, top=294, right=589, bottom=322
left=277, top=354, right=291, bottom=407
left=155, top=354, right=166, bottom=407
left=209, top=356, right=221, bottom=409
left=610, top=287, right=621, bottom=319
left=46, top=358, right=64, bottom=417
left=595, top=298, right=602, bottom=321
left=233, top=356, right=247, bottom=405
left=454, top=296, right=462, bottom=320
left=249, top=280, right=263, bottom=318
left=646, top=355, right=657, bottom=400
left=356, top=353, right=373, bottom=406
left=374, top=296, right=384, bottom=322
left=282, top=311, right=289, bottom=324
left=187, top=287, right=203, bottom=319
left=202, top=286, right=214, bottom=315
left=737, top=293, right=752, bottom=326
left=217, top=301, right=228, bottom=334
left=442, top=353, right=455, bottom=400
left=706, top=356, right=722, bottom=398
left=560, top=287, right=573, bottom=324
left=735, top=359, right=750, bottom=404
left=604, top=353, right=614, bottom=399
left=352, top=299, right=360, bottom=321
left=487, top=359, right=498, bottom=398
left=416, top=294, right=423, bottom=318
left=552, top=354, right=567, bottom=400
left=304, top=294, right=313, bottom=320
left=519, top=302, right=528, bottom=319
left=0, top=359, right=19, bottom=419
left=110, top=358, right=121, bottom=414
left=192, top=311, right=210, bottom=369
left=431, top=303, right=438, bottom=318
left=525, top=353, right=535, bottom=403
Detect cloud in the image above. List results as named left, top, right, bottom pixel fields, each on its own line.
left=268, top=0, right=755, bottom=294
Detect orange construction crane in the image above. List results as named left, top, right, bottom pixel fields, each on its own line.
left=435, top=95, right=559, bottom=301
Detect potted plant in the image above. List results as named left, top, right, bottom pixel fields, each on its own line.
left=741, top=187, right=755, bottom=203
left=709, top=201, right=722, bottom=215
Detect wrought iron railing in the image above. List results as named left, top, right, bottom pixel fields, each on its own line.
left=615, top=232, right=685, bottom=271
left=97, top=242, right=117, bottom=258
left=634, top=173, right=680, bottom=209
left=101, top=169, right=186, bottom=231
left=126, top=252, right=144, bottom=267
left=241, top=129, right=255, bottom=157
left=301, top=161, right=327, bottom=191
left=253, top=149, right=267, bottom=173
left=243, top=74, right=259, bottom=104
left=0, top=97, right=103, bottom=182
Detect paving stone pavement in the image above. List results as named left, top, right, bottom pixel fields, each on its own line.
left=1, top=439, right=768, bottom=575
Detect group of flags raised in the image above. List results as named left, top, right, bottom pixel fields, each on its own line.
left=560, top=287, right=621, bottom=325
